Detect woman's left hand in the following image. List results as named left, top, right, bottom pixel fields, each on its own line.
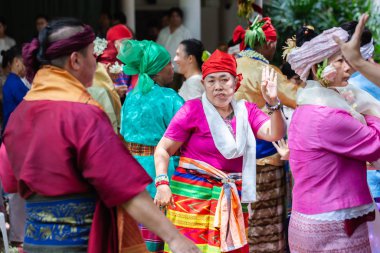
left=272, top=138, right=290, bottom=160
left=261, top=66, right=278, bottom=105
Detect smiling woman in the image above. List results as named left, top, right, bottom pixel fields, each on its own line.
left=175, top=39, right=205, bottom=101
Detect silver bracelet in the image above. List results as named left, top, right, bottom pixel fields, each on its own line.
left=265, top=99, right=282, bottom=115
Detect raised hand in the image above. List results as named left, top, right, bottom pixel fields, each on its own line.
left=261, top=66, right=278, bottom=106
left=272, top=138, right=290, bottom=160
left=333, top=13, right=369, bottom=65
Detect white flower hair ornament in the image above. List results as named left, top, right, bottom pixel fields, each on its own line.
left=108, top=61, right=124, bottom=74
left=93, top=37, right=108, bottom=57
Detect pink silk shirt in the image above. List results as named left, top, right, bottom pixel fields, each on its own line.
left=164, top=99, right=269, bottom=173
left=289, top=105, right=380, bottom=214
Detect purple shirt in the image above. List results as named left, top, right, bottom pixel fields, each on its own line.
left=164, top=99, right=269, bottom=173
left=289, top=105, right=380, bottom=214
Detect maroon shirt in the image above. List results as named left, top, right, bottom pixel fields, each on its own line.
left=2, top=100, right=151, bottom=208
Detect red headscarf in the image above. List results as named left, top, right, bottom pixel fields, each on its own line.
left=106, top=24, right=133, bottom=42
left=261, top=17, right=277, bottom=42
left=98, top=42, right=120, bottom=65
left=202, top=50, right=237, bottom=79
left=98, top=24, right=133, bottom=64
left=232, top=17, right=277, bottom=51
left=232, top=25, right=246, bottom=51
left=202, top=50, right=242, bottom=91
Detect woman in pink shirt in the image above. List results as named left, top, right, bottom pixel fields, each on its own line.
left=287, top=27, right=380, bottom=252
left=153, top=50, right=286, bottom=253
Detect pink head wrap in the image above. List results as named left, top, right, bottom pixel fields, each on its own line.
left=288, top=27, right=349, bottom=81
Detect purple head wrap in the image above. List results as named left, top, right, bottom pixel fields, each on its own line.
left=22, top=25, right=95, bottom=82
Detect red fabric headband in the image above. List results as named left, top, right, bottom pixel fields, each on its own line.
left=261, top=17, right=277, bottom=42
left=97, top=41, right=122, bottom=65
left=202, top=50, right=237, bottom=79
left=106, top=24, right=133, bottom=42
left=201, top=50, right=242, bottom=91
left=232, top=25, right=246, bottom=51
left=232, top=17, right=277, bottom=51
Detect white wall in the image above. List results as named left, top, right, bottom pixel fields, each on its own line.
left=180, top=0, right=201, bottom=40
left=201, top=0, right=220, bottom=51
left=122, top=0, right=136, bottom=31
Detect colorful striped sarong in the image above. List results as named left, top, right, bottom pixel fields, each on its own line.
left=164, top=158, right=249, bottom=253
left=289, top=211, right=371, bottom=253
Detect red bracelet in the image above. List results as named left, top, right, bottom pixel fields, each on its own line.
left=155, top=180, right=170, bottom=187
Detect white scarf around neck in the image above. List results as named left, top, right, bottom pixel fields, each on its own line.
left=201, top=93, right=257, bottom=203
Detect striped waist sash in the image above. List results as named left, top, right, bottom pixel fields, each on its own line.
left=24, top=194, right=96, bottom=253
left=179, top=157, right=247, bottom=252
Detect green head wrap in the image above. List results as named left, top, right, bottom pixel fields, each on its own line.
left=117, top=40, right=171, bottom=94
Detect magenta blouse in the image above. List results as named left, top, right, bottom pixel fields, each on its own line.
left=289, top=105, right=380, bottom=214
left=164, top=99, right=269, bottom=173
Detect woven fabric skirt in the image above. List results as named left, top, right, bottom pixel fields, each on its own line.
left=164, top=167, right=249, bottom=253
left=288, top=211, right=371, bottom=253
left=248, top=164, right=286, bottom=253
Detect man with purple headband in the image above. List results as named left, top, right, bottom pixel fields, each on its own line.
left=0, top=18, right=200, bottom=253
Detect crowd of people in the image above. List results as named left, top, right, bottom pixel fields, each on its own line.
left=0, top=4, right=379, bottom=253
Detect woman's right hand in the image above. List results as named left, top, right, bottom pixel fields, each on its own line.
left=154, top=184, right=174, bottom=208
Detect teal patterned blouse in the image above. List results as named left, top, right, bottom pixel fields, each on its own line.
left=120, top=84, right=184, bottom=197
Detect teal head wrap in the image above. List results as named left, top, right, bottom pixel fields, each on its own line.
left=117, top=40, right=171, bottom=94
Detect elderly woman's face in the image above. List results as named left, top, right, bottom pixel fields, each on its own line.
left=328, top=54, right=351, bottom=87
left=202, top=72, right=236, bottom=108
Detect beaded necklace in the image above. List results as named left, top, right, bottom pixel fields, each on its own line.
left=237, top=49, right=269, bottom=64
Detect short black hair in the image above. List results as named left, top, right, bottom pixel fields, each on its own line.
left=168, top=7, right=183, bottom=19
left=180, top=39, right=205, bottom=69
left=281, top=62, right=297, bottom=80
left=296, top=26, right=318, bottom=47
left=1, top=46, right=22, bottom=69
left=340, top=21, right=372, bottom=46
